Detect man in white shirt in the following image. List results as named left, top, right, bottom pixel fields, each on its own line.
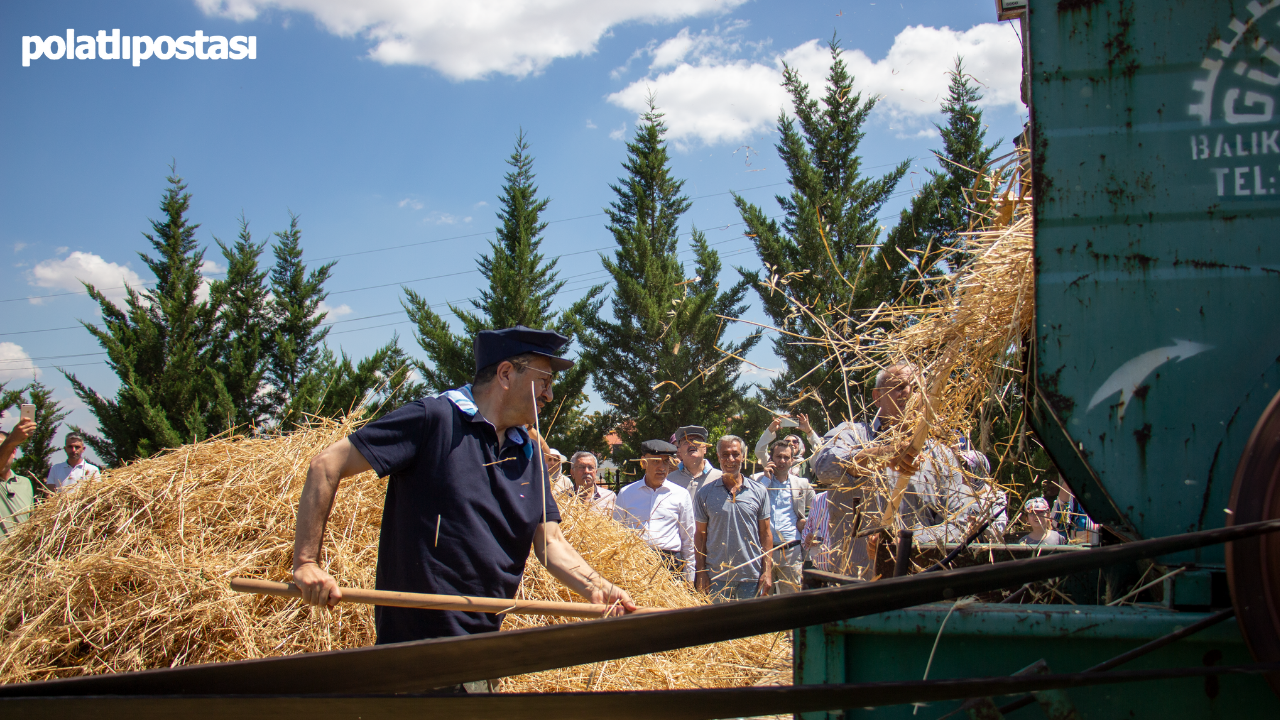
left=614, top=439, right=695, bottom=582
left=667, top=425, right=721, bottom=499
left=753, top=439, right=815, bottom=594
left=45, top=433, right=100, bottom=492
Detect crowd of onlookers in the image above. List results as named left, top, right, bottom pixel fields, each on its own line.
left=544, top=362, right=1098, bottom=602
left=0, top=419, right=101, bottom=538
left=0, top=360, right=1094, bottom=601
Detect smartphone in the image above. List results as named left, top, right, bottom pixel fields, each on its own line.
left=20, top=404, right=35, bottom=422
left=779, top=417, right=799, bottom=428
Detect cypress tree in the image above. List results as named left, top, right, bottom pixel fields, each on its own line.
left=210, top=215, right=273, bottom=430
left=308, top=336, right=423, bottom=421
left=735, top=40, right=908, bottom=425
left=579, top=102, right=760, bottom=462
left=404, top=132, right=602, bottom=450
left=10, top=381, right=69, bottom=483
left=265, top=213, right=336, bottom=428
left=865, top=57, right=999, bottom=303
left=65, top=168, right=232, bottom=465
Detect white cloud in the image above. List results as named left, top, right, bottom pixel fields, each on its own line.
left=12, top=242, right=26, bottom=253
left=840, top=24, right=1023, bottom=120
left=316, top=300, right=353, bottom=318
left=425, top=212, right=470, bottom=225
left=54, top=246, right=69, bottom=255
left=585, top=119, right=597, bottom=129
left=607, top=24, right=1022, bottom=147
left=398, top=198, right=424, bottom=210
left=196, top=259, right=227, bottom=302
left=0, top=343, right=39, bottom=383
left=196, top=0, right=747, bottom=81
left=27, top=251, right=144, bottom=306
left=609, top=122, right=628, bottom=141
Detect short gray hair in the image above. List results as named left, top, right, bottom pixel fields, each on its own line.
left=717, top=435, right=745, bottom=452
left=875, top=362, right=919, bottom=389
left=65, top=433, right=84, bottom=446
left=569, top=450, right=598, bottom=466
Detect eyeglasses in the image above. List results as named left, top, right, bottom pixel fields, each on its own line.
left=513, top=362, right=556, bottom=394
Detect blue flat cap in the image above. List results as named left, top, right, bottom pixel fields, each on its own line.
left=474, top=325, right=574, bottom=374
left=640, top=439, right=678, bottom=456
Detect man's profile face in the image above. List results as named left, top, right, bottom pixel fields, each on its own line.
left=676, top=436, right=707, bottom=467
left=873, top=366, right=917, bottom=424
left=571, top=455, right=598, bottom=491
left=717, top=440, right=744, bottom=476
left=65, top=440, right=85, bottom=463
left=505, top=356, right=556, bottom=426
left=642, top=454, right=672, bottom=483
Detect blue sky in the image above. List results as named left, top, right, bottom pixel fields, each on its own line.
left=1, top=0, right=1027, bottom=451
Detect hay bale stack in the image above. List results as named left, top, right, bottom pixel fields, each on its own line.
left=0, top=420, right=787, bottom=690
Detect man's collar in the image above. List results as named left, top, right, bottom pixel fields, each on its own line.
left=442, top=385, right=528, bottom=451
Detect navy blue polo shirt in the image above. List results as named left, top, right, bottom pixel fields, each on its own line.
left=347, top=385, right=560, bottom=644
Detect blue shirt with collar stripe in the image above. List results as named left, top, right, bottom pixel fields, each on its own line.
left=348, top=385, right=560, bottom=643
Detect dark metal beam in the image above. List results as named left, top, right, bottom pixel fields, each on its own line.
left=3, top=519, right=1277, bottom=698
left=2, top=663, right=1277, bottom=720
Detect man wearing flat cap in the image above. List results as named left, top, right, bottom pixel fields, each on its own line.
left=292, top=325, right=636, bottom=647
left=614, top=439, right=696, bottom=583
left=668, top=425, right=721, bottom=500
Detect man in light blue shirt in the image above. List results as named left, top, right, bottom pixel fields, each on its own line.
left=753, top=439, right=815, bottom=594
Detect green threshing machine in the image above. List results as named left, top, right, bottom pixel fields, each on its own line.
left=796, top=0, right=1280, bottom=717
left=2, top=1, right=1280, bottom=718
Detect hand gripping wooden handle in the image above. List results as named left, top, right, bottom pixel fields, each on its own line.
left=229, top=578, right=658, bottom=618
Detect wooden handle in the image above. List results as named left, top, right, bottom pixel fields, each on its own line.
left=229, top=578, right=659, bottom=619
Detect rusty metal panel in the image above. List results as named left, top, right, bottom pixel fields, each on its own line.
left=1028, top=0, right=1280, bottom=553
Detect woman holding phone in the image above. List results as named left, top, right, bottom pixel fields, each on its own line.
left=0, top=410, right=38, bottom=537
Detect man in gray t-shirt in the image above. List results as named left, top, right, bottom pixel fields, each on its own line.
left=694, top=435, right=772, bottom=602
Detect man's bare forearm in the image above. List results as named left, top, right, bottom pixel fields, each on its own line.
left=535, top=523, right=609, bottom=598
left=760, top=520, right=773, bottom=576
left=293, top=438, right=369, bottom=571
left=293, top=462, right=342, bottom=570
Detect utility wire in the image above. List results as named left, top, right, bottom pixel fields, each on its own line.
left=1, top=174, right=921, bottom=306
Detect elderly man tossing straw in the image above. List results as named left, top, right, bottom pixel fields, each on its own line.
left=293, top=325, right=636, bottom=648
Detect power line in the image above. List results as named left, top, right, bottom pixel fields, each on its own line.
left=3, top=198, right=912, bottom=339
left=306, top=180, right=796, bottom=263
left=1, top=170, right=919, bottom=306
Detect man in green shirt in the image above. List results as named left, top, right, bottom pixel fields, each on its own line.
left=0, top=419, right=37, bottom=539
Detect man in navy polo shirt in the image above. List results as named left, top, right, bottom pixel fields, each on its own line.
left=292, top=325, right=636, bottom=644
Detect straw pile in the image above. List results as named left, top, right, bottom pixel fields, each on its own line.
left=0, top=419, right=787, bottom=690
left=506, top=488, right=789, bottom=691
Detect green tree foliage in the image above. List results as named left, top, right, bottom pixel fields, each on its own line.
left=210, top=215, right=273, bottom=430
left=868, top=57, right=999, bottom=302
left=404, top=132, right=602, bottom=450
left=266, top=214, right=336, bottom=428
left=735, top=40, right=909, bottom=426
left=580, top=103, right=760, bottom=462
left=10, top=381, right=69, bottom=483
left=306, top=336, right=423, bottom=421
left=65, top=168, right=233, bottom=465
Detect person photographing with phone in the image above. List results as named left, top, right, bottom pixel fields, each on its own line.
left=1, top=408, right=38, bottom=537
left=753, top=412, right=822, bottom=479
